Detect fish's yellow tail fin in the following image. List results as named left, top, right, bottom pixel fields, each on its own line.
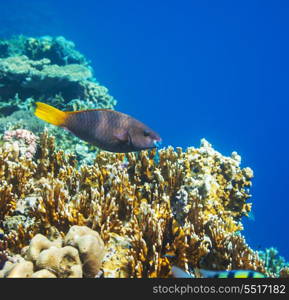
left=35, top=102, right=68, bottom=126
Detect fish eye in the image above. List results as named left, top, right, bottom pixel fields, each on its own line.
left=143, top=130, right=150, bottom=137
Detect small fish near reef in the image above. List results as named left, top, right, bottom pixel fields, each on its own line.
left=171, top=266, right=266, bottom=278
left=34, top=102, right=162, bottom=153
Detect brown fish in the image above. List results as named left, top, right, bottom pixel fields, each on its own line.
left=34, top=102, right=161, bottom=153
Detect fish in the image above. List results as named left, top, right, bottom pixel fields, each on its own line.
left=164, top=251, right=177, bottom=259
left=198, top=269, right=266, bottom=278
left=34, top=102, right=162, bottom=153
left=171, top=266, right=266, bottom=278
left=171, top=266, right=195, bottom=278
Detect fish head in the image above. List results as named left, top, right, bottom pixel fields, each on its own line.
left=129, top=123, right=162, bottom=151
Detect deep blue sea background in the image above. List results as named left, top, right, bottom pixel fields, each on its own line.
left=1, top=0, right=288, bottom=260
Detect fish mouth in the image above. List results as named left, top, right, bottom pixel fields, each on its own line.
left=153, top=139, right=162, bottom=148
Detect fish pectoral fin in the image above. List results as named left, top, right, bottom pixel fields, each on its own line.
left=114, top=131, right=129, bottom=143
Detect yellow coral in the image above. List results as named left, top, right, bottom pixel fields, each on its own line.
left=0, top=132, right=266, bottom=277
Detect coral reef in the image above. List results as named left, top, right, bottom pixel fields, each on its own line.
left=279, top=267, right=289, bottom=278
left=1, top=34, right=285, bottom=279
left=64, top=225, right=105, bottom=277
left=0, top=260, right=34, bottom=278
left=258, top=247, right=289, bottom=277
left=0, top=131, right=276, bottom=277
left=23, top=36, right=89, bottom=66
left=0, top=54, right=115, bottom=114
left=3, top=129, right=37, bottom=159
left=0, top=35, right=287, bottom=279
left=0, top=225, right=104, bottom=278
left=0, top=35, right=116, bottom=164
left=0, top=110, right=44, bottom=135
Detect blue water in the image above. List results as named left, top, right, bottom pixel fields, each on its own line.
left=1, top=0, right=288, bottom=260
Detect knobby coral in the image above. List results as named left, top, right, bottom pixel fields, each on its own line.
left=0, top=225, right=104, bottom=278
left=3, top=129, right=37, bottom=159
left=0, top=131, right=275, bottom=277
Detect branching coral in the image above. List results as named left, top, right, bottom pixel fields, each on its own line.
left=258, top=247, right=289, bottom=277
left=0, top=131, right=272, bottom=277
left=1, top=35, right=283, bottom=278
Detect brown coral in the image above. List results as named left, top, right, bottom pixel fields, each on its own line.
left=279, top=267, right=289, bottom=278
left=0, top=226, right=104, bottom=278
left=36, top=246, right=82, bottom=278
left=0, top=131, right=267, bottom=277
left=64, top=225, right=105, bottom=277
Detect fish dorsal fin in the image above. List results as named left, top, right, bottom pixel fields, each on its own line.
left=66, top=108, right=115, bottom=114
